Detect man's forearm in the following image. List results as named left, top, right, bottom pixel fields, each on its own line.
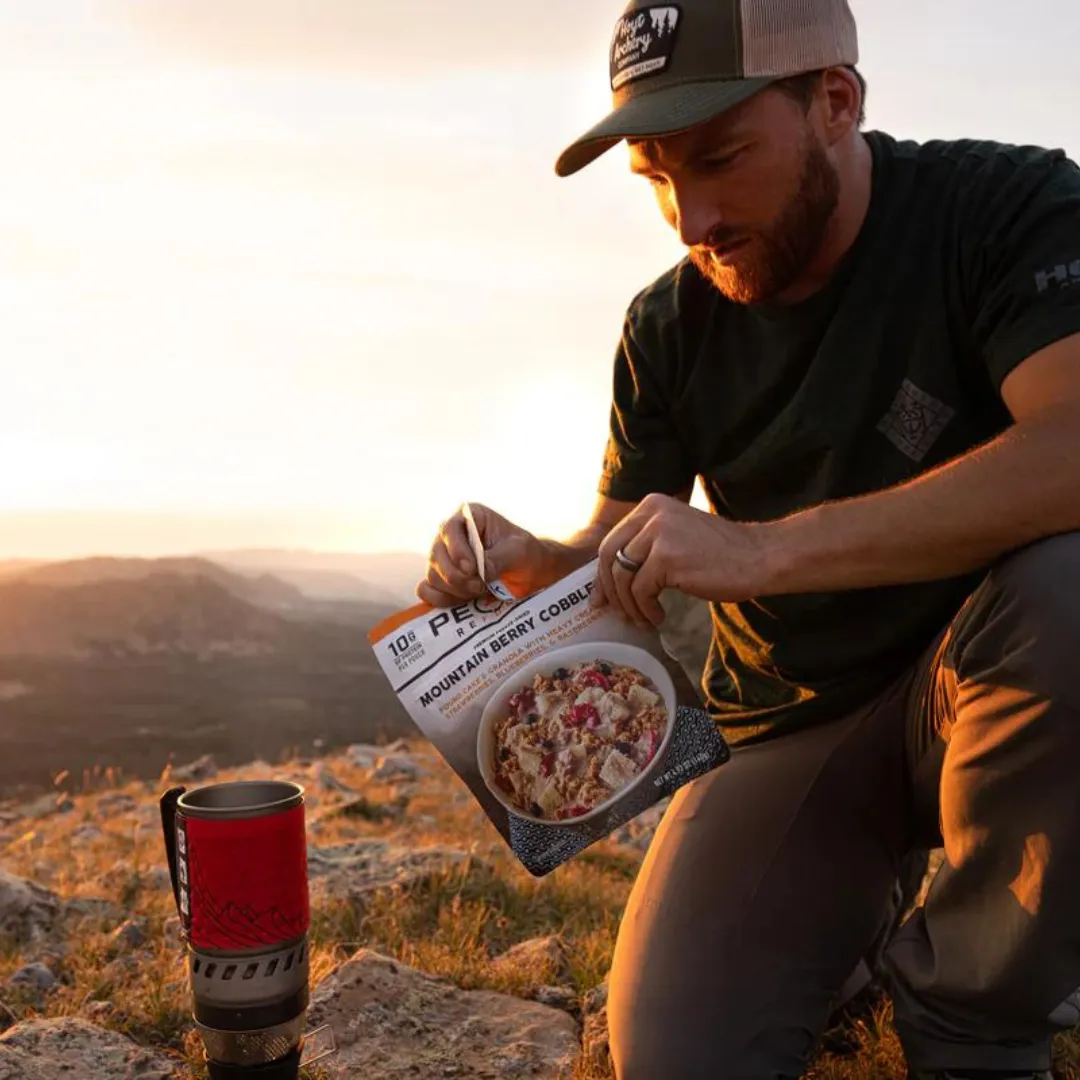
left=540, top=524, right=609, bottom=580
left=764, top=410, right=1080, bottom=595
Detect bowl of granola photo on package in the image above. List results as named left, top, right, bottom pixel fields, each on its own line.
left=477, top=642, right=676, bottom=827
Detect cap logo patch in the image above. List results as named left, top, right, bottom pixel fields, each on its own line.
left=611, top=6, right=682, bottom=91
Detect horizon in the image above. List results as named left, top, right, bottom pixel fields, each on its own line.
left=3, top=0, right=1079, bottom=558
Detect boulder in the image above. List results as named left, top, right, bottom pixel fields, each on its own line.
left=313, top=763, right=354, bottom=796
left=370, top=755, right=424, bottom=783
left=346, top=744, right=383, bottom=769
left=168, top=755, right=217, bottom=783
left=308, top=950, right=579, bottom=1079
left=0, top=1018, right=175, bottom=1080
left=490, top=935, right=572, bottom=986
left=6, top=963, right=57, bottom=1005
left=20, top=795, right=72, bottom=822
left=0, top=869, right=60, bottom=944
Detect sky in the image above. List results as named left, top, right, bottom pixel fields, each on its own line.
left=2, top=0, right=1079, bottom=559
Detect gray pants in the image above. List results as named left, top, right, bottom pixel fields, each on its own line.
left=609, top=534, right=1080, bottom=1078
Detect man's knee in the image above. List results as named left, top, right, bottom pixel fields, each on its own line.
left=975, top=531, right=1080, bottom=704
left=995, top=532, right=1080, bottom=606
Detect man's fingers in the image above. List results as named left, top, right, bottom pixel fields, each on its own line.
left=611, top=555, right=652, bottom=627
left=429, top=542, right=481, bottom=595
left=441, top=514, right=476, bottom=577
left=416, top=579, right=464, bottom=608
left=594, top=518, right=638, bottom=612
left=631, top=563, right=666, bottom=627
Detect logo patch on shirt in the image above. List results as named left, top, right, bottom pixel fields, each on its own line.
left=610, top=6, right=681, bottom=91
left=1034, top=259, right=1080, bottom=293
left=876, top=379, right=956, bottom=463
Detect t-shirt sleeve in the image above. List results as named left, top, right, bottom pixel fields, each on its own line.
left=963, top=149, right=1080, bottom=391
left=598, top=313, right=696, bottom=502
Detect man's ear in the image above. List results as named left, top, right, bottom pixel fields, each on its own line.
left=818, top=67, right=862, bottom=144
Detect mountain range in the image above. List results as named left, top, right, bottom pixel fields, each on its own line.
left=0, top=551, right=429, bottom=796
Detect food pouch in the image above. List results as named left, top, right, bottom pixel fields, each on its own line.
left=368, top=546, right=730, bottom=876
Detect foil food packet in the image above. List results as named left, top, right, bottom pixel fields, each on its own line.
left=368, top=528, right=729, bottom=876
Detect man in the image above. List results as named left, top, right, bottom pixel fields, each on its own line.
left=417, top=0, right=1080, bottom=1076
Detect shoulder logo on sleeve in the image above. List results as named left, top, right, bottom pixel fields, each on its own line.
left=1035, top=259, right=1080, bottom=293
left=876, top=379, right=956, bottom=463
left=611, top=6, right=681, bottom=92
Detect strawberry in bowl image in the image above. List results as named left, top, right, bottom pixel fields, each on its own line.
left=476, top=643, right=676, bottom=827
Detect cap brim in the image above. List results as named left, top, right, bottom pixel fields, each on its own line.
left=555, top=76, right=777, bottom=178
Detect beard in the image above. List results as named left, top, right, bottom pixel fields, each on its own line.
left=689, top=132, right=840, bottom=305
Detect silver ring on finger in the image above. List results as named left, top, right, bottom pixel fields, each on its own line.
left=614, top=547, right=643, bottom=574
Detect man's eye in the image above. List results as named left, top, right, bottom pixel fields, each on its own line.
left=646, top=174, right=669, bottom=188
left=702, top=152, right=739, bottom=171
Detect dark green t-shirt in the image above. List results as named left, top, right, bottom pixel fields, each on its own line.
left=599, top=131, right=1080, bottom=746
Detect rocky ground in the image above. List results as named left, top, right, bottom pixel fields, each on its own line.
left=1, top=741, right=1077, bottom=1079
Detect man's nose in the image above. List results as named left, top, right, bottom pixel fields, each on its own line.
left=671, top=188, right=722, bottom=249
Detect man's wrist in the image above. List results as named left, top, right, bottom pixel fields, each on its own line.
left=753, top=509, right=824, bottom=597
left=539, top=529, right=605, bottom=581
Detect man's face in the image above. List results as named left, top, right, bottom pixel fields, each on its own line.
left=628, top=87, right=840, bottom=305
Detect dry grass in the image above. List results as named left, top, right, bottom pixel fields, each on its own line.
left=1, top=743, right=1078, bottom=1079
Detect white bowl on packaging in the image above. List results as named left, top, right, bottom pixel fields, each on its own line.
left=477, top=642, right=677, bottom=827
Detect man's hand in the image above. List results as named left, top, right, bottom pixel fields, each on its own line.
left=417, top=503, right=549, bottom=608
left=593, top=494, right=777, bottom=627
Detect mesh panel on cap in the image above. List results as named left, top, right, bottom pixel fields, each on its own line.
left=740, top=0, right=858, bottom=77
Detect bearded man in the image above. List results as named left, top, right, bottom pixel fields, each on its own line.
left=417, top=1, right=1080, bottom=1076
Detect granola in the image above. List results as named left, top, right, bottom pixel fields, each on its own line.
left=490, top=659, right=668, bottom=821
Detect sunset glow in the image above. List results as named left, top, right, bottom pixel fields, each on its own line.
left=2, top=0, right=1078, bottom=558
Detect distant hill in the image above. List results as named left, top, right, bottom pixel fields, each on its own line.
left=203, top=549, right=426, bottom=607
left=0, top=560, right=413, bottom=794
left=0, top=572, right=334, bottom=660
left=0, top=559, right=42, bottom=578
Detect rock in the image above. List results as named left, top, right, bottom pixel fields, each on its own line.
left=325, top=796, right=403, bottom=824
left=314, top=763, right=354, bottom=796
left=308, top=950, right=579, bottom=1079
left=109, top=919, right=148, bottom=952
left=0, top=1018, right=175, bottom=1080
left=82, top=1002, right=116, bottom=1023
left=491, top=936, right=572, bottom=985
left=69, top=824, right=103, bottom=844
left=347, top=744, right=382, bottom=769
left=582, top=981, right=608, bottom=1015
left=532, top=986, right=577, bottom=1010
left=96, top=793, right=137, bottom=816
left=383, top=738, right=411, bottom=755
left=162, top=917, right=184, bottom=946
left=21, top=794, right=72, bottom=821
left=169, top=754, right=217, bottom=783
left=7, top=962, right=56, bottom=1002
left=307, top=841, right=476, bottom=903
left=0, top=869, right=60, bottom=944
left=370, top=755, right=423, bottom=783
left=64, top=897, right=120, bottom=923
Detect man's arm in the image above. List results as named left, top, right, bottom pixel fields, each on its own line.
left=594, top=334, right=1080, bottom=626
left=764, top=332, right=1080, bottom=594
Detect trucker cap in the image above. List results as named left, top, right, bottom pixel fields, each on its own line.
left=555, top=0, right=859, bottom=177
